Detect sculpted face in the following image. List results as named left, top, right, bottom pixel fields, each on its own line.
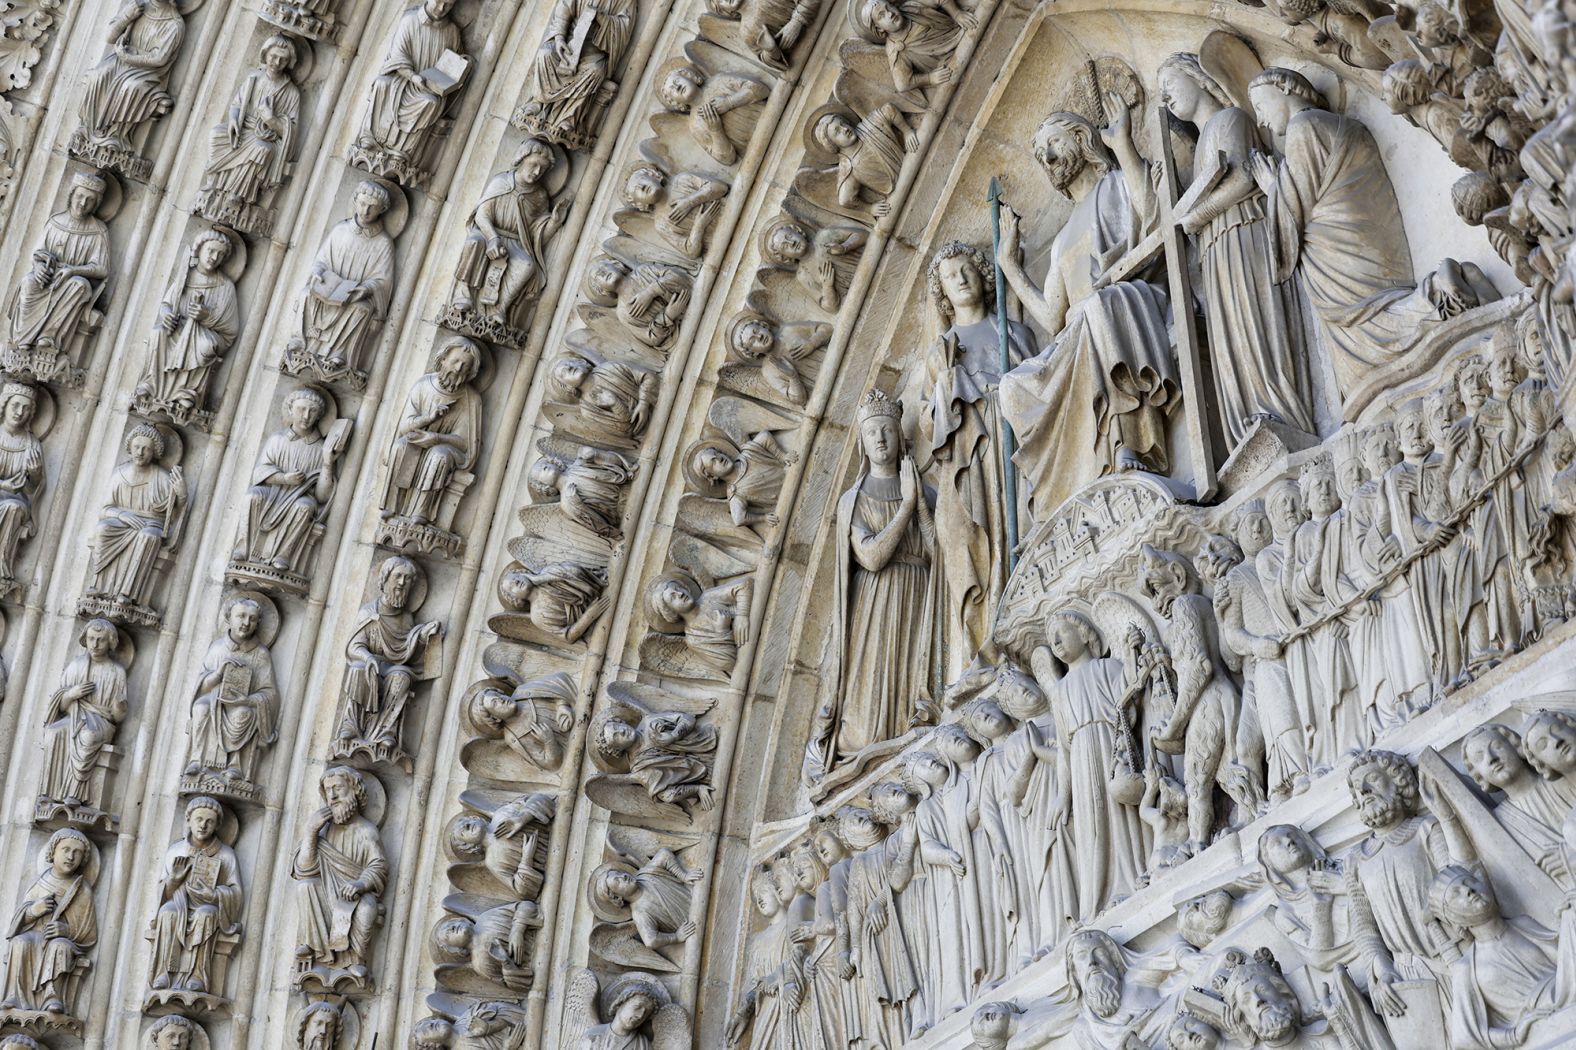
left=323, top=773, right=361, bottom=823
left=599, top=719, right=638, bottom=756
left=1160, top=67, right=1203, bottom=121
left=1525, top=714, right=1576, bottom=775
left=197, top=236, right=230, bottom=273
left=437, top=345, right=476, bottom=390
left=68, top=186, right=101, bottom=219
left=1260, top=825, right=1312, bottom=875
left=383, top=561, right=417, bottom=607
left=450, top=814, right=486, bottom=854
left=188, top=804, right=221, bottom=844
left=658, top=580, right=696, bottom=617
left=790, top=846, right=820, bottom=890
left=157, top=1024, right=192, bottom=1050
left=229, top=601, right=261, bottom=642
left=354, top=187, right=388, bottom=226
left=970, top=1003, right=1013, bottom=1050
left=1167, top=1012, right=1220, bottom=1050
left=1348, top=764, right=1406, bottom=829
left=1048, top=616, right=1089, bottom=663
left=52, top=835, right=87, bottom=877
left=971, top=701, right=1011, bottom=740
left=1250, top=84, right=1292, bottom=138
left=1070, top=935, right=1123, bottom=1018
left=866, top=0, right=906, bottom=33
left=1436, top=869, right=1497, bottom=925
left=1463, top=727, right=1529, bottom=789
left=812, top=831, right=845, bottom=867
left=85, top=621, right=117, bottom=658
left=129, top=432, right=159, bottom=466
left=859, top=415, right=900, bottom=468
left=288, top=394, right=324, bottom=431
left=752, top=878, right=780, bottom=917
left=588, top=259, right=626, bottom=301
left=1235, top=509, right=1273, bottom=557
left=551, top=355, right=592, bottom=394
left=1457, top=360, right=1489, bottom=408
left=1397, top=411, right=1431, bottom=457
left=938, top=254, right=984, bottom=311
left=661, top=70, right=700, bottom=109
left=624, top=169, right=664, bottom=210
left=1266, top=487, right=1304, bottom=538
left=1178, top=890, right=1232, bottom=948
left=736, top=319, right=775, bottom=356
left=303, top=1010, right=337, bottom=1049
left=1237, top=973, right=1299, bottom=1042
left=768, top=222, right=809, bottom=261
left=1305, top=474, right=1339, bottom=516
left=3, top=391, right=35, bottom=429
left=425, top=0, right=456, bottom=18
left=516, top=148, right=551, bottom=184
left=818, top=114, right=859, bottom=151
left=614, top=995, right=655, bottom=1034
left=264, top=41, right=295, bottom=74
left=694, top=446, right=735, bottom=481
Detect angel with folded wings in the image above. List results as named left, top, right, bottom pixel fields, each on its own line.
left=587, top=683, right=718, bottom=821
left=589, top=844, right=702, bottom=963
left=680, top=397, right=799, bottom=545
left=643, top=571, right=753, bottom=680
left=527, top=441, right=637, bottom=539
left=723, top=311, right=830, bottom=406
left=562, top=969, right=690, bottom=1050
left=761, top=214, right=867, bottom=312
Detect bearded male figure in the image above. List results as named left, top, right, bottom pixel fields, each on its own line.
left=334, top=556, right=443, bottom=766
left=381, top=338, right=483, bottom=548
left=291, top=766, right=388, bottom=990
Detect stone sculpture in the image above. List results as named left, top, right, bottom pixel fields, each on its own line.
left=812, top=101, right=918, bottom=217
left=146, top=1015, right=205, bottom=1050
left=132, top=228, right=240, bottom=429
left=443, top=138, right=571, bottom=348
left=432, top=900, right=542, bottom=992
left=291, top=766, right=387, bottom=992
left=182, top=595, right=280, bottom=803
left=588, top=846, right=701, bottom=962
left=464, top=669, right=579, bottom=772
left=378, top=338, right=483, bottom=557
left=849, top=0, right=975, bottom=98
left=621, top=163, right=728, bottom=259
left=587, top=683, right=718, bottom=820
left=722, top=312, right=829, bottom=406
left=145, top=796, right=243, bottom=1012
left=294, top=1000, right=350, bottom=1049
left=497, top=560, right=610, bottom=643
left=683, top=428, right=791, bottom=541
left=655, top=62, right=768, bottom=166
left=446, top=792, right=556, bottom=900
left=194, top=35, right=302, bottom=237
left=760, top=214, right=866, bottom=312
left=527, top=443, right=636, bottom=539
left=80, top=423, right=186, bottom=627
left=0, top=381, right=45, bottom=597
left=228, top=388, right=350, bottom=594
left=4, top=170, right=111, bottom=386
left=515, top=0, right=635, bottom=150
left=724, top=864, right=805, bottom=1047
left=37, top=619, right=128, bottom=828
left=261, top=0, right=339, bottom=41
left=998, top=98, right=1179, bottom=519
left=584, top=256, right=693, bottom=352
left=70, top=0, right=185, bottom=180
left=808, top=389, right=936, bottom=784
left=544, top=350, right=658, bottom=446
left=712, top=0, right=820, bottom=66
left=350, top=0, right=470, bottom=188
left=331, top=555, right=443, bottom=769
left=561, top=969, right=690, bottom=1049
left=641, top=570, right=753, bottom=680
left=283, top=180, right=397, bottom=390
left=0, top=829, right=98, bottom=1035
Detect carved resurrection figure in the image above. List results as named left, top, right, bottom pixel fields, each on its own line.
left=291, top=180, right=396, bottom=380
left=382, top=339, right=482, bottom=532
left=39, top=619, right=128, bottom=817
left=84, top=424, right=186, bottom=620
left=6, top=171, right=110, bottom=366
left=0, top=383, right=44, bottom=590
left=134, top=229, right=240, bottom=423
left=147, top=796, right=243, bottom=998
left=75, top=0, right=184, bottom=158
left=517, top=0, right=635, bottom=149
left=811, top=389, right=936, bottom=779
left=196, top=35, right=301, bottom=231
left=1248, top=68, right=1497, bottom=403
left=466, top=671, right=578, bottom=772
left=920, top=242, right=1033, bottom=680
left=655, top=64, right=768, bottom=166
left=450, top=138, right=570, bottom=340
left=999, top=101, right=1179, bottom=519
left=335, top=555, right=443, bottom=762
left=234, top=388, right=346, bottom=581
left=813, top=103, right=917, bottom=217
left=0, top=829, right=97, bottom=1020
left=1160, top=53, right=1313, bottom=444
left=291, top=766, right=387, bottom=987
left=185, top=597, right=279, bottom=789
left=355, top=0, right=468, bottom=181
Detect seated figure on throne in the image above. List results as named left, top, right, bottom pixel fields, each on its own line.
left=997, top=95, right=1180, bottom=521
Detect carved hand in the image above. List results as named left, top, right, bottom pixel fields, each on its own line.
left=675, top=919, right=699, bottom=941
left=160, top=309, right=182, bottom=335
left=28, top=897, right=52, bottom=920
left=867, top=897, right=889, bottom=933
left=1249, top=152, right=1276, bottom=194
left=339, top=878, right=366, bottom=902
left=930, top=64, right=955, bottom=86
left=309, top=804, right=335, bottom=835
left=42, top=921, right=66, bottom=940
left=486, top=236, right=506, bottom=260
left=1370, top=960, right=1407, bottom=1017
left=1099, top=89, right=1132, bottom=146
left=186, top=300, right=209, bottom=324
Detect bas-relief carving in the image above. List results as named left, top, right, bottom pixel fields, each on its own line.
left=146, top=1014, right=208, bottom=1050
left=640, top=570, right=752, bottom=680
left=194, top=35, right=302, bottom=239
left=846, top=0, right=975, bottom=101
left=350, top=0, right=470, bottom=189
left=562, top=969, right=691, bottom=1050
left=809, top=101, right=918, bottom=218
left=0, top=829, right=99, bottom=1036
left=69, top=0, right=186, bottom=181
left=514, top=0, right=634, bottom=151
left=718, top=309, right=829, bottom=406
left=37, top=619, right=130, bottom=831
left=260, top=0, right=340, bottom=42
left=378, top=337, right=484, bottom=558
left=227, top=387, right=350, bottom=595
left=331, top=554, right=443, bottom=771
left=705, top=0, right=820, bottom=68
left=441, top=139, right=571, bottom=350
left=79, top=424, right=187, bottom=628
left=432, top=898, right=542, bottom=993
left=620, top=163, right=728, bottom=261
left=291, top=766, right=387, bottom=994
left=654, top=61, right=768, bottom=167
left=583, top=255, right=693, bottom=353
left=132, top=228, right=240, bottom=430
left=759, top=213, right=867, bottom=313
left=0, top=0, right=64, bottom=203
left=445, top=792, right=556, bottom=900
left=588, top=841, right=701, bottom=970
left=282, top=180, right=397, bottom=392
left=0, top=380, right=46, bottom=597
left=145, top=797, right=243, bottom=1015
left=586, top=683, right=718, bottom=821
left=542, top=348, right=658, bottom=449
left=463, top=669, right=578, bottom=773
left=680, top=409, right=795, bottom=545
left=294, top=999, right=358, bottom=1050
left=181, top=594, right=280, bottom=805
left=3, top=169, right=112, bottom=387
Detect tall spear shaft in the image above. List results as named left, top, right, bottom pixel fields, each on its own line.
left=987, top=176, right=1020, bottom=572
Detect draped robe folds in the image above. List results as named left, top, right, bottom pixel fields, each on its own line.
left=188, top=636, right=278, bottom=776
left=558, top=456, right=631, bottom=534
left=1287, top=512, right=1360, bottom=766
left=1345, top=817, right=1452, bottom=990
left=0, top=426, right=42, bottom=579
left=839, top=107, right=906, bottom=206
left=803, top=866, right=852, bottom=1049
left=1012, top=714, right=1076, bottom=953
left=79, top=2, right=184, bottom=149
left=1475, top=396, right=1530, bottom=650
left=926, top=318, right=1033, bottom=683
left=1486, top=776, right=1576, bottom=887
left=204, top=70, right=300, bottom=203
left=142, top=267, right=240, bottom=406
left=630, top=714, right=716, bottom=804
left=742, top=919, right=805, bottom=1050
left=1001, top=170, right=1178, bottom=521
left=1225, top=560, right=1308, bottom=798
left=1256, top=539, right=1316, bottom=758
left=1191, top=106, right=1313, bottom=444
left=292, top=816, right=388, bottom=962
left=363, top=8, right=463, bottom=156
left=690, top=75, right=764, bottom=163
left=1348, top=479, right=1433, bottom=732
left=149, top=837, right=243, bottom=984
left=848, top=834, right=919, bottom=1043
left=616, top=266, right=687, bottom=348
left=524, top=0, right=635, bottom=141
left=584, top=1026, right=652, bottom=1050
left=42, top=654, right=127, bottom=805
left=730, top=435, right=786, bottom=512
left=655, top=172, right=724, bottom=253
left=912, top=775, right=986, bottom=1022
left=344, top=599, right=437, bottom=741
left=820, top=471, right=937, bottom=773
left=1383, top=456, right=1461, bottom=686
left=89, top=464, right=180, bottom=603
left=385, top=375, right=480, bottom=523
left=245, top=429, right=330, bottom=569
left=9, top=213, right=109, bottom=352
left=887, top=0, right=963, bottom=82
left=520, top=562, right=606, bottom=635
left=302, top=220, right=394, bottom=370
left=970, top=740, right=1027, bottom=981
left=630, top=863, right=692, bottom=941
left=4, top=869, right=96, bottom=1009
left=1051, top=657, right=1147, bottom=920
left=455, top=172, right=553, bottom=326
left=577, top=361, right=651, bottom=439
left=1259, top=109, right=1449, bottom=396
left=1447, top=917, right=1565, bottom=1049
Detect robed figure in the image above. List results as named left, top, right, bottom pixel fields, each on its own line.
left=85, top=425, right=185, bottom=618
left=185, top=598, right=279, bottom=788
left=295, top=181, right=396, bottom=377
left=809, top=389, right=937, bottom=783
left=8, top=172, right=110, bottom=360
left=40, top=620, right=128, bottom=813
left=236, top=389, right=345, bottom=579
left=135, top=229, right=240, bottom=421
left=291, top=767, right=388, bottom=987
left=197, top=35, right=301, bottom=230
left=334, top=556, right=442, bottom=763
left=517, top=0, right=635, bottom=149
left=0, top=383, right=44, bottom=589
left=147, top=797, right=244, bottom=997
left=76, top=0, right=185, bottom=154
left=384, top=340, right=482, bottom=528
left=358, top=0, right=468, bottom=174
left=0, top=830, right=97, bottom=1019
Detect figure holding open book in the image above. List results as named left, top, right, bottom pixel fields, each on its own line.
left=287, top=180, right=396, bottom=387
left=354, top=0, right=470, bottom=188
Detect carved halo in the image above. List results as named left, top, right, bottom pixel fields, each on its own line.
left=257, top=29, right=318, bottom=85
left=1053, top=57, right=1144, bottom=127
left=600, top=972, right=674, bottom=1017
left=35, top=827, right=102, bottom=887
left=801, top=102, right=865, bottom=165
left=67, top=166, right=124, bottom=221
left=180, top=794, right=241, bottom=847
left=350, top=176, right=410, bottom=239
left=76, top=616, right=137, bottom=669
left=191, top=223, right=249, bottom=281
left=429, top=334, right=496, bottom=393
left=122, top=420, right=185, bottom=469
left=145, top=1015, right=212, bottom=1050
left=276, top=383, right=342, bottom=433
left=680, top=435, right=741, bottom=498
left=1, top=381, right=58, bottom=439
left=318, top=764, right=388, bottom=827
left=371, top=552, right=430, bottom=610
left=587, top=860, right=639, bottom=923
left=292, top=999, right=360, bottom=1050
left=216, top=589, right=282, bottom=647
left=759, top=213, right=810, bottom=265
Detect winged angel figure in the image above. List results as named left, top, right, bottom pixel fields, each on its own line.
left=586, top=682, right=718, bottom=822
left=562, top=969, right=690, bottom=1050
left=677, top=396, right=798, bottom=548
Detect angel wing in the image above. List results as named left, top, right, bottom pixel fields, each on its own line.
left=640, top=632, right=731, bottom=682
left=590, top=921, right=684, bottom=972
left=561, top=967, right=603, bottom=1050
left=717, top=361, right=799, bottom=407
left=707, top=395, right=796, bottom=449
left=676, top=493, right=761, bottom=547
left=668, top=531, right=756, bottom=586
left=507, top=516, right=614, bottom=569
left=651, top=1002, right=693, bottom=1050
left=585, top=773, right=695, bottom=823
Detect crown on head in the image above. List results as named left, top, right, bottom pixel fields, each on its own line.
left=857, top=388, right=902, bottom=423
left=71, top=170, right=106, bottom=196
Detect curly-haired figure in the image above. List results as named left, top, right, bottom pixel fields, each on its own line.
left=86, top=423, right=186, bottom=611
